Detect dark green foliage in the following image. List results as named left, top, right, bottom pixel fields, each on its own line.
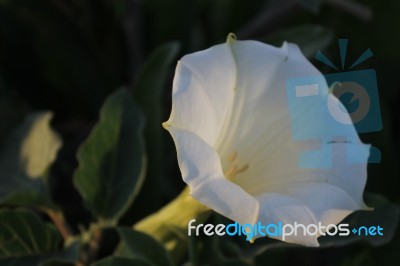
left=0, top=0, right=399, bottom=265
left=73, top=89, right=146, bottom=222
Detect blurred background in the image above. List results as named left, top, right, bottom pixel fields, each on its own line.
left=0, top=0, right=399, bottom=265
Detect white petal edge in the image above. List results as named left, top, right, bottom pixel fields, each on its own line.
left=165, top=43, right=236, bottom=147
left=167, top=127, right=259, bottom=226
left=256, top=181, right=366, bottom=247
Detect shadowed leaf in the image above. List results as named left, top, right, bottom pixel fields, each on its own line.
left=73, top=89, right=146, bottom=221
left=0, top=209, right=60, bottom=258
left=130, top=42, right=180, bottom=217
left=115, top=227, right=173, bottom=266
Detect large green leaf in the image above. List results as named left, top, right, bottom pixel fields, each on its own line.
left=0, top=257, right=55, bottom=266
left=0, top=112, right=61, bottom=209
left=38, top=241, right=80, bottom=266
left=92, top=256, right=151, bottom=266
left=0, top=220, right=80, bottom=266
left=115, top=227, right=173, bottom=266
left=0, top=191, right=58, bottom=210
left=134, top=42, right=179, bottom=179
left=73, top=89, right=146, bottom=221
left=262, top=24, right=334, bottom=58
left=130, top=42, right=180, bottom=218
left=0, top=209, right=60, bottom=261
left=134, top=42, right=179, bottom=142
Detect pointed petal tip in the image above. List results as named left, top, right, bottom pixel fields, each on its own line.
left=226, top=33, right=237, bottom=44
left=162, top=121, right=171, bottom=130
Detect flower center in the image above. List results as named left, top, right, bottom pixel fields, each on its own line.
left=223, top=151, right=249, bottom=180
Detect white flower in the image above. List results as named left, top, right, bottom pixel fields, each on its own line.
left=163, top=34, right=370, bottom=246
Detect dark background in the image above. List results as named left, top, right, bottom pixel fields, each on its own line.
left=0, top=0, right=399, bottom=265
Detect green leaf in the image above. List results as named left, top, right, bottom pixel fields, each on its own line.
left=134, top=42, right=179, bottom=140
left=92, top=256, right=152, bottom=266
left=115, top=227, right=173, bottom=266
left=134, top=42, right=179, bottom=106
left=73, top=89, right=146, bottom=221
left=262, top=24, right=334, bottom=58
left=0, top=209, right=60, bottom=258
left=40, top=239, right=81, bottom=266
left=134, top=42, right=179, bottom=172
left=0, top=257, right=50, bottom=266
left=319, top=193, right=400, bottom=247
left=0, top=112, right=61, bottom=209
left=0, top=238, right=79, bottom=266
left=38, top=241, right=80, bottom=266
left=0, top=191, right=58, bottom=210
left=130, top=42, right=180, bottom=216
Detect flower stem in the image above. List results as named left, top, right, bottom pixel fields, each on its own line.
left=133, top=187, right=211, bottom=263
left=42, top=208, right=73, bottom=240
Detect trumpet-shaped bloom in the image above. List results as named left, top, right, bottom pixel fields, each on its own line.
left=163, top=34, right=370, bottom=246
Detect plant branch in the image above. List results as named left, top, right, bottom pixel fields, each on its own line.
left=77, top=222, right=107, bottom=266
left=86, top=226, right=103, bottom=265
left=43, top=208, right=73, bottom=240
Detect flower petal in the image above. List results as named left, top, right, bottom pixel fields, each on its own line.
left=165, top=43, right=236, bottom=146
left=256, top=181, right=362, bottom=247
left=255, top=192, right=319, bottom=246
left=237, top=141, right=370, bottom=206
left=166, top=127, right=259, bottom=225
left=214, top=42, right=328, bottom=182
left=215, top=41, right=300, bottom=156
left=165, top=37, right=371, bottom=247
left=220, top=41, right=368, bottom=200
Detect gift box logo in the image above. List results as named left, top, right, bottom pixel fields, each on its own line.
left=286, top=39, right=382, bottom=168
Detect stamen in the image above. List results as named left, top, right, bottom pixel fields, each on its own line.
left=237, top=164, right=249, bottom=173
left=228, top=151, right=238, bottom=162
left=224, top=151, right=249, bottom=179
left=225, top=165, right=237, bottom=178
